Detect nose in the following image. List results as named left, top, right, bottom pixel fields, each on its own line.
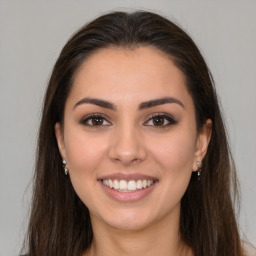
left=107, top=124, right=147, bottom=166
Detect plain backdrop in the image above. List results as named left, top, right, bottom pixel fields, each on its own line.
left=0, top=1, right=255, bottom=255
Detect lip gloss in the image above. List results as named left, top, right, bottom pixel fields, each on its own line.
left=99, top=180, right=156, bottom=202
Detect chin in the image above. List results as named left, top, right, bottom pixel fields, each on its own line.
left=96, top=206, right=158, bottom=231
left=108, top=216, right=151, bottom=231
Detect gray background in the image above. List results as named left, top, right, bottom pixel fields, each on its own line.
left=0, top=1, right=255, bottom=255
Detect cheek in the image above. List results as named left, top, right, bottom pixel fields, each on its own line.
left=63, top=130, right=109, bottom=208
left=147, top=131, right=196, bottom=211
left=149, top=128, right=196, bottom=179
left=64, top=129, right=107, bottom=179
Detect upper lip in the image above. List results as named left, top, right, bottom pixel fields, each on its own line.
left=98, top=173, right=158, bottom=182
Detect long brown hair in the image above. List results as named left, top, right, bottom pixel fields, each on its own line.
left=23, top=11, right=245, bottom=256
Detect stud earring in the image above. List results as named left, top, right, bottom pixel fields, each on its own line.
left=197, top=161, right=202, bottom=181
left=62, top=160, right=68, bottom=175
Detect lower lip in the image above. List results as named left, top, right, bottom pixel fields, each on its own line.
left=99, top=180, right=157, bottom=202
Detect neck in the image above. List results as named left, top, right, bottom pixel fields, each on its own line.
left=83, top=207, right=193, bottom=256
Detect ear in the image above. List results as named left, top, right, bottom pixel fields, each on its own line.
left=55, top=122, right=67, bottom=160
left=192, top=119, right=212, bottom=171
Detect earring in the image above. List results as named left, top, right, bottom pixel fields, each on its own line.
left=197, top=161, right=202, bottom=181
left=62, top=160, right=68, bottom=175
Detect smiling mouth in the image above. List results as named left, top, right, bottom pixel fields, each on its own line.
left=101, top=179, right=155, bottom=192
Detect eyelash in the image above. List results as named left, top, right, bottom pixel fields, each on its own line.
left=80, top=113, right=111, bottom=127
left=144, top=113, right=177, bottom=128
left=80, top=113, right=177, bottom=128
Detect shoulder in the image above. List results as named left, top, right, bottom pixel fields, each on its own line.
left=243, top=244, right=256, bottom=256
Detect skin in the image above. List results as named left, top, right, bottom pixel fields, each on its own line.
left=55, top=46, right=212, bottom=256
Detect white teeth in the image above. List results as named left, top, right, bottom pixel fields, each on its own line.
left=136, top=180, right=143, bottom=189
left=119, top=180, right=128, bottom=190
left=128, top=180, right=136, bottom=191
left=102, top=178, right=154, bottom=192
left=103, top=179, right=109, bottom=186
left=109, top=179, right=113, bottom=188
left=113, top=180, right=119, bottom=190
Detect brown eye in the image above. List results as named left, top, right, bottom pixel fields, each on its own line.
left=144, top=114, right=177, bottom=128
left=152, top=116, right=164, bottom=126
left=80, top=114, right=111, bottom=127
left=91, top=116, right=104, bottom=125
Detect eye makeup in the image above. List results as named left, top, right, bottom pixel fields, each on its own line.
left=79, top=112, right=177, bottom=129
left=144, top=113, right=177, bottom=128
left=79, top=113, right=111, bottom=127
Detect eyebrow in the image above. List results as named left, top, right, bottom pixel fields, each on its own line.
left=138, top=97, right=184, bottom=110
left=73, top=97, right=184, bottom=111
left=73, top=98, right=117, bottom=110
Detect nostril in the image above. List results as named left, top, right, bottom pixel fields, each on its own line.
left=107, top=131, right=147, bottom=165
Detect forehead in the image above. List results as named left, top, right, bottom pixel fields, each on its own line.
left=69, top=46, right=192, bottom=107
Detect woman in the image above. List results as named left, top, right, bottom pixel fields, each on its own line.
left=22, top=11, right=248, bottom=256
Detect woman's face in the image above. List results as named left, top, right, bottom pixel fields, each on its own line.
left=55, top=46, right=210, bottom=231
